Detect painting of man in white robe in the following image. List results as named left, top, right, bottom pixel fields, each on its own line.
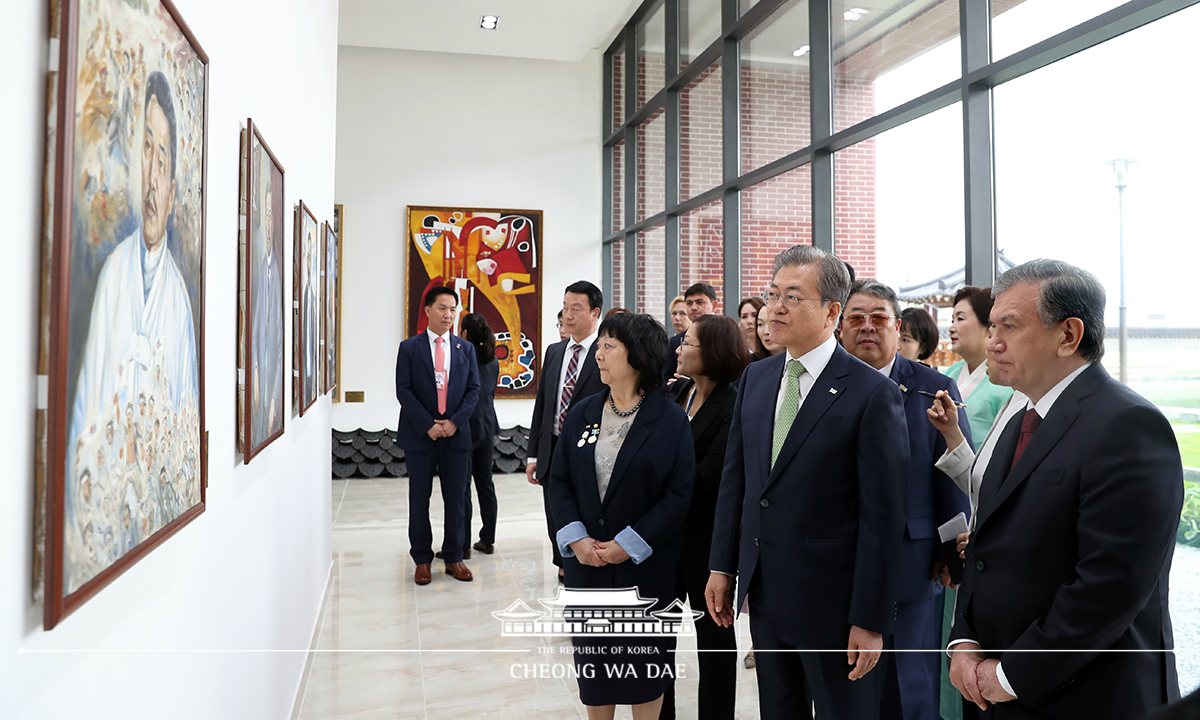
left=59, top=0, right=205, bottom=596
left=247, top=133, right=284, bottom=453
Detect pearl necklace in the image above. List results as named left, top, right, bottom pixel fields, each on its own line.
left=607, top=390, right=645, bottom=417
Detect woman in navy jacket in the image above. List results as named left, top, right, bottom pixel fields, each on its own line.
left=660, top=314, right=748, bottom=720
left=551, top=312, right=695, bottom=719
left=461, top=313, right=499, bottom=555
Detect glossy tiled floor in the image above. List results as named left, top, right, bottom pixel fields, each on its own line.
left=296, top=476, right=761, bottom=719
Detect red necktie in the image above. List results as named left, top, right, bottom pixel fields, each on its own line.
left=1010, top=408, right=1041, bottom=470
left=435, top=337, right=447, bottom=415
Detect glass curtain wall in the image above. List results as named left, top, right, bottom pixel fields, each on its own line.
left=603, top=0, right=1200, bottom=693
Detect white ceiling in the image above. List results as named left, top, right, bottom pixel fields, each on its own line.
left=338, top=0, right=644, bottom=63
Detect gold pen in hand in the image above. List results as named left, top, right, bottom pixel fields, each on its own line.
left=916, top=390, right=967, bottom=408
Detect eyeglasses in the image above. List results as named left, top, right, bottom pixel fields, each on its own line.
left=680, top=337, right=701, bottom=348
left=843, top=313, right=896, bottom=328
left=762, top=291, right=824, bottom=309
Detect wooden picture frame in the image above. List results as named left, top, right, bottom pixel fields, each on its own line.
left=331, top=205, right=345, bottom=402
left=294, top=201, right=321, bottom=416
left=41, top=0, right=209, bottom=629
left=239, top=120, right=286, bottom=462
left=323, top=221, right=338, bottom=396
left=404, top=206, right=544, bottom=399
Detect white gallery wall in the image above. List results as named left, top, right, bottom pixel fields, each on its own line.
left=332, top=45, right=603, bottom=433
left=1, top=0, right=339, bottom=718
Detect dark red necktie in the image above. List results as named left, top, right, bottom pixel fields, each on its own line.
left=1011, top=408, right=1042, bottom=470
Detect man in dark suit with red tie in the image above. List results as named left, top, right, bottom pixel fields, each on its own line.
left=527, top=281, right=606, bottom=581
left=706, top=245, right=910, bottom=719
left=396, top=286, right=480, bottom=586
left=948, top=259, right=1183, bottom=718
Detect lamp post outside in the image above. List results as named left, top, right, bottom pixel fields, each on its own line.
left=1104, top=159, right=1135, bottom=384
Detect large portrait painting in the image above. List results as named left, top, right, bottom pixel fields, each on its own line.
left=40, top=0, right=208, bottom=629
left=239, top=121, right=285, bottom=461
left=323, top=221, right=338, bottom=396
left=294, top=202, right=321, bottom=415
left=405, top=206, right=543, bottom=398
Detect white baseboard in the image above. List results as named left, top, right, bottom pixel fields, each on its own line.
left=289, top=559, right=334, bottom=720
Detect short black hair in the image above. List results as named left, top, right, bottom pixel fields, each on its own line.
left=144, top=71, right=178, bottom=178
left=459, top=313, right=496, bottom=363
left=684, top=283, right=717, bottom=302
left=424, top=285, right=458, bottom=308
left=598, top=313, right=667, bottom=397
left=565, top=280, right=603, bottom=311
left=901, top=307, right=939, bottom=361
left=842, top=259, right=856, bottom=283
left=690, top=315, right=750, bottom=384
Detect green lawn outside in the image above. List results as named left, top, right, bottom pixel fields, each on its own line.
left=1175, top=424, right=1200, bottom=470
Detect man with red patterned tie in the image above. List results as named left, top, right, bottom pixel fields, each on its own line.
left=948, top=260, right=1182, bottom=718
left=396, top=286, right=480, bottom=586
left=527, top=281, right=606, bottom=583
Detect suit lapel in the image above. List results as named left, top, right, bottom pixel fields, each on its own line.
left=984, top=364, right=1104, bottom=515
left=688, top=382, right=730, bottom=443
left=602, top=395, right=660, bottom=507
left=449, top=336, right=468, bottom=394
left=975, top=411, right=1023, bottom=526
left=890, top=356, right=915, bottom=408
left=419, top=332, right=437, bottom=382
left=749, top=354, right=784, bottom=478
left=766, top=346, right=850, bottom=489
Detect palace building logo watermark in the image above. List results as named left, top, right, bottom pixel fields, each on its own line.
left=492, top=587, right=703, bottom=637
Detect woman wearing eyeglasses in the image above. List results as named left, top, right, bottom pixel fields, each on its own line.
left=658, top=315, right=749, bottom=720
left=551, top=312, right=695, bottom=720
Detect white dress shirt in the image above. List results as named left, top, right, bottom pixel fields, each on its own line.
left=876, top=355, right=897, bottom=380
left=774, top=334, right=839, bottom=423
left=936, top=390, right=1028, bottom=522
left=947, top=362, right=1093, bottom=699
left=427, top=328, right=452, bottom=382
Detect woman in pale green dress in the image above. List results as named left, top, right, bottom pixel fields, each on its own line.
left=937, top=286, right=1013, bottom=720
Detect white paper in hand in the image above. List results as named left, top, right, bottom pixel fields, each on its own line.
left=938, top=512, right=969, bottom=543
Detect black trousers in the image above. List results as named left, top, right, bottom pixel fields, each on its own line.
left=749, top=570, right=886, bottom=720
left=462, top=440, right=497, bottom=549
left=660, top=493, right=738, bottom=720
left=541, top=433, right=563, bottom=568
left=406, top=442, right=469, bottom=565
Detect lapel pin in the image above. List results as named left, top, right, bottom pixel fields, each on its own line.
left=899, top=384, right=909, bottom=393
left=829, top=388, right=838, bottom=395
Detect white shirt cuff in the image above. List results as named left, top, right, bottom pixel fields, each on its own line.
left=710, top=570, right=734, bottom=578
left=946, top=637, right=979, bottom=658
left=935, top=441, right=974, bottom=481
left=996, top=662, right=1017, bottom=698
left=527, top=457, right=537, bottom=466
left=944, top=639, right=1018, bottom=699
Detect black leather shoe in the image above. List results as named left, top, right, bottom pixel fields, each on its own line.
left=473, top=541, right=495, bottom=554
left=435, top=549, right=471, bottom=560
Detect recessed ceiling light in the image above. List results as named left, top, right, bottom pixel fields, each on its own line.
left=844, top=7, right=869, bottom=21
left=792, top=45, right=810, bottom=57
left=481, top=15, right=499, bottom=29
